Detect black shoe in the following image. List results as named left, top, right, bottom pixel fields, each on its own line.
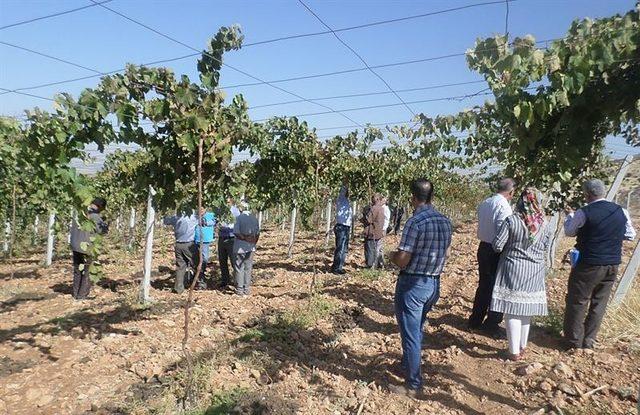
left=331, top=269, right=346, bottom=275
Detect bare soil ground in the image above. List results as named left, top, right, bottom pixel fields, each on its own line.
left=0, top=222, right=638, bottom=414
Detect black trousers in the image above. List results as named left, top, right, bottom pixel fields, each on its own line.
left=469, top=241, right=503, bottom=329
left=72, top=251, right=92, bottom=299
left=563, top=263, right=618, bottom=348
left=174, top=242, right=196, bottom=293
left=217, top=237, right=235, bottom=287
left=364, top=238, right=380, bottom=268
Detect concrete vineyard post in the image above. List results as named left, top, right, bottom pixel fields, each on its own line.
left=324, top=199, right=332, bottom=248
left=3, top=221, right=9, bottom=253
left=128, top=207, right=136, bottom=249
left=258, top=211, right=263, bottom=230
left=606, top=155, right=634, bottom=202
left=140, top=186, right=156, bottom=303
left=351, top=201, right=357, bottom=240
left=67, top=209, right=76, bottom=244
left=612, top=240, right=640, bottom=306
left=45, top=212, right=55, bottom=267
left=287, top=207, right=297, bottom=258
left=32, top=215, right=39, bottom=246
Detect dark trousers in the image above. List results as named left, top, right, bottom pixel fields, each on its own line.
left=364, top=238, right=379, bottom=268
left=394, top=273, right=440, bottom=390
left=469, top=241, right=503, bottom=329
left=331, top=224, right=350, bottom=272
left=188, top=243, right=209, bottom=290
left=174, top=242, right=196, bottom=293
left=563, top=263, right=618, bottom=348
left=72, top=251, right=92, bottom=299
left=217, top=237, right=235, bottom=286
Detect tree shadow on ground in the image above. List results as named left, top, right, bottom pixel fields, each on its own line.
left=323, top=282, right=395, bottom=319
left=228, top=306, right=527, bottom=414
left=0, top=291, right=57, bottom=314
left=0, top=296, right=183, bottom=370
left=0, top=266, right=40, bottom=280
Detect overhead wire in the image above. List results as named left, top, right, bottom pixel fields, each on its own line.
left=298, top=0, right=416, bottom=118
left=0, top=0, right=114, bottom=31
left=87, top=0, right=364, bottom=127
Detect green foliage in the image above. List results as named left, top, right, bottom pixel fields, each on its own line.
left=412, top=5, right=640, bottom=208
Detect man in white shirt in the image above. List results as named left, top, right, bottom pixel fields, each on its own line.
left=383, top=197, right=392, bottom=234
left=233, top=201, right=260, bottom=296
left=376, top=196, right=392, bottom=268
left=468, top=178, right=515, bottom=334
left=331, top=185, right=352, bottom=275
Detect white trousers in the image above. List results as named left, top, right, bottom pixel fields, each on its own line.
left=505, top=314, right=531, bottom=355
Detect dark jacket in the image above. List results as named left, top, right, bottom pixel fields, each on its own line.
left=363, top=203, right=385, bottom=240
left=576, top=200, right=627, bottom=265
left=70, top=208, right=109, bottom=254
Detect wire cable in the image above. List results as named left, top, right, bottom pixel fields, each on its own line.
left=88, top=0, right=364, bottom=127
left=0, top=0, right=114, bottom=31
left=298, top=0, right=416, bottom=118
left=0, top=41, right=103, bottom=74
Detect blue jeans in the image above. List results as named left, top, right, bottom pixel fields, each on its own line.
left=331, top=224, right=350, bottom=272
left=394, top=272, right=440, bottom=389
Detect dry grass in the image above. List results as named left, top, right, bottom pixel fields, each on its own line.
left=601, top=284, right=640, bottom=342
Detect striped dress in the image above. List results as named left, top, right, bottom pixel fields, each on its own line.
left=489, top=214, right=551, bottom=316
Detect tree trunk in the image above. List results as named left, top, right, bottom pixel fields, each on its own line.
left=140, top=187, right=156, bottom=303
left=45, top=212, right=55, bottom=267
left=287, top=207, right=297, bottom=258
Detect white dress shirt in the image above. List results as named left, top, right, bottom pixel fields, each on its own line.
left=335, top=188, right=352, bottom=227
left=383, top=204, right=391, bottom=232
left=477, top=193, right=512, bottom=243
left=564, top=198, right=636, bottom=240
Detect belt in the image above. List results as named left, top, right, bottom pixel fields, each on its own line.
left=399, top=271, right=440, bottom=279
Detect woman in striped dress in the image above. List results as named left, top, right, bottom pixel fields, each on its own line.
left=490, top=188, right=550, bottom=360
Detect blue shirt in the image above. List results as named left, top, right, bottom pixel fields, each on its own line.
left=335, top=188, right=352, bottom=226
left=195, top=212, right=216, bottom=244
left=219, top=205, right=242, bottom=240
left=398, top=205, right=452, bottom=276
left=163, top=213, right=197, bottom=243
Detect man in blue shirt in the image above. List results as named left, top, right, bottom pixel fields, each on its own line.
left=163, top=209, right=198, bottom=294
left=194, top=206, right=216, bottom=290
left=389, top=178, right=452, bottom=397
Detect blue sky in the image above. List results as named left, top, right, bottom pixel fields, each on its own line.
left=1, top=0, right=638, bottom=168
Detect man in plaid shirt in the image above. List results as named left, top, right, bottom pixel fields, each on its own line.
left=389, top=178, right=453, bottom=397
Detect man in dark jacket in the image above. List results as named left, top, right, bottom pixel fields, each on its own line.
left=362, top=193, right=386, bottom=268
left=563, top=179, right=636, bottom=349
left=69, top=198, right=109, bottom=300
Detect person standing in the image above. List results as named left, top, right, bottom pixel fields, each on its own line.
left=490, top=188, right=551, bottom=361
left=218, top=198, right=241, bottom=289
left=163, top=209, right=198, bottom=294
left=194, top=206, right=216, bottom=290
left=233, top=202, right=260, bottom=296
left=69, top=198, right=109, bottom=300
left=331, top=185, right=352, bottom=275
left=392, top=204, right=405, bottom=235
left=378, top=196, right=392, bottom=268
left=363, top=193, right=385, bottom=269
left=389, top=178, right=452, bottom=396
left=563, top=179, right=636, bottom=349
left=468, top=178, right=515, bottom=334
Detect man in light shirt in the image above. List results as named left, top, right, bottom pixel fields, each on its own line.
left=563, top=179, right=636, bottom=349
left=233, top=201, right=260, bottom=296
left=468, top=178, right=515, bottom=334
left=218, top=197, right=241, bottom=290
left=331, top=185, right=352, bottom=275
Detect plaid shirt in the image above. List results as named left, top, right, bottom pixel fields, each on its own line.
left=398, top=205, right=452, bottom=276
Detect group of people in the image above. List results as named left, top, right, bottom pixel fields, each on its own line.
left=384, top=177, right=635, bottom=397
left=162, top=198, right=260, bottom=296
left=69, top=176, right=636, bottom=399
left=330, top=186, right=394, bottom=274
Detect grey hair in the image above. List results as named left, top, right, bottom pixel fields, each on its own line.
left=583, top=179, right=606, bottom=198
left=497, top=178, right=516, bottom=193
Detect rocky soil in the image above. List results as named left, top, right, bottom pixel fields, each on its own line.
left=0, top=222, right=638, bottom=414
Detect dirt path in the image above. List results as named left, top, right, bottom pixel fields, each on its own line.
left=0, top=223, right=638, bottom=414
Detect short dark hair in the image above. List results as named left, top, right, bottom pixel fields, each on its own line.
left=497, top=178, right=515, bottom=193
left=410, top=178, right=433, bottom=203
left=92, top=197, right=107, bottom=210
